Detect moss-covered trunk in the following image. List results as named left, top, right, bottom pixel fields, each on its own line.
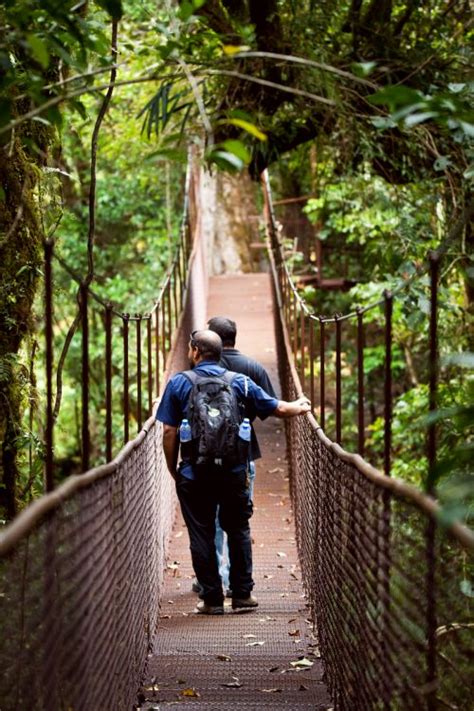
left=0, top=132, right=50, bottom=519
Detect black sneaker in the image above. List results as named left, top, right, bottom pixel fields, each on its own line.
left=195, top=600, right=224, bottom=615
left=232, top=594, right=258, bottom=610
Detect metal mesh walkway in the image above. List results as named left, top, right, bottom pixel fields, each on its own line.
left=140, top=274, right=332, bottom=709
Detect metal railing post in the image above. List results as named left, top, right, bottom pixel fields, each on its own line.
left=335, top=315, right=342, bottom=444
left=123, top=314, right=130, bottom=443
left=357, top=308, right=365, bottom=456
left=80, top=283, right=90, bottom=472
left=105, top=303, right=113, bottom=462
left=383, top=292, right=393, bottom=476
left=44, top=240, right=54, bottom=491
left=136, top=314, right=142, bottom=431
left=319, top=317, right=325, bottom=430
left=147, top=316, right=153, bottom=415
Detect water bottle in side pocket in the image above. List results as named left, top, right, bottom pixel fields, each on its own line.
left=237, top=417, right=251, bottom=463
left=179, top=418, right=192, bottom=459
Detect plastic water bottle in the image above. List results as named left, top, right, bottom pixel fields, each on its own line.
left=179, top=419, right=192, bottom=442
left=238, top=418, right=251, bottom=442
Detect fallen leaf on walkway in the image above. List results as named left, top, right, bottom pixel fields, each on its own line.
left=290, top=658, right=314, bottom=669
left=263, top=574, right=273, bottom=579
left=269, top=666, right=279, bottom=673
left=290, top=572, right=298, bottom=580
left=216, top=654, right=232, bottom=662
left=260, top=688, right=282, bottom=693
left=144, top=685, right=160, bottom=692
left=167, top=600, right=174, bottom=604
left=243, top=634, right=257, bottom=639
left=181, top=688, right=200, bottom=698
left=174, top=531, right=183, bottom=538
left=299, top=684, right=308, bottom=691
left=167, top=561, right=180, bottom=569
left=287, top=618, right=297, bottom=623
left=160, top=614, right=171, bottom=619
left=222, top=679, right=242, bottom=688
left=259, top=616, right=275, bottom=623
left=288, top=629, right=300, bottom=636
left=246, top=640, right=265, bottom=647
left=268, top=467, right=283, bottom=473
left=277, top=551, right=287, bottom=557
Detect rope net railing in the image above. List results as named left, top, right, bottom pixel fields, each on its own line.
left=263, top=173, right=473, bottom=709
left=0, top=160, right=208, bottom=710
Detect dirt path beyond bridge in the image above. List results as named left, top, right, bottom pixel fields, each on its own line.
left=140, top=274, right=332, bottom=710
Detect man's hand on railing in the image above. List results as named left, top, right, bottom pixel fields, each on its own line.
left=274, top=395, right=311, bottom=418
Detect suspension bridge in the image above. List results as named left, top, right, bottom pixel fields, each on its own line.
left=0, top=161, right=472, bottom=710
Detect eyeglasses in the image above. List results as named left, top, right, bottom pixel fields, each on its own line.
left=190, top=330, right=198, bottom=348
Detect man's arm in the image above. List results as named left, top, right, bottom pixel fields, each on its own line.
left=163, top=424, right=179, bottom=479
left=274, top=395, right=311, bottom=418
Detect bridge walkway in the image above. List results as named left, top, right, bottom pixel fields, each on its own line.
left=140, top=274, right=332, bottom=709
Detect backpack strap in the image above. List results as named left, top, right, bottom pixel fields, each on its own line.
left=182, top=369, right=200, bottom=385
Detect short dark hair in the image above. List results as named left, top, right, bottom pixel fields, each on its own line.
left=190, top=329, right=222, bottom=361
left=207, top=316, right=237, bottom=347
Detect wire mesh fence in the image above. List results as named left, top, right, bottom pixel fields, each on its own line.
left=265, top=175, right=474, bottom=709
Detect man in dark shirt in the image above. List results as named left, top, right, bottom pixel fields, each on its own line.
left=207, top=316, right=277, bottom=593
left=156, top=329, right=310, bottom=614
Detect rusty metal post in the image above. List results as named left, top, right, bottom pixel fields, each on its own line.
left=309, top=318, right=315, bottom=411
left=161, top=294, right=167, bottom=368
left=154, top=307, right=160, bottom=396
left=293, top=293, right=298, bottom=362
left=335, top=315, right=342, bottom=444
left=105, top=304, right=113, bottom=462
left=44, top=240, right=54, bottom=491
left=357, top=308, right=365, bottom=456
left=426, top=252, right=439, bottom=710
left=123, top=314, right=130, bottom=442
left=173, top=271, right=178, bottom=329
left=167, top=280, right=172, bottom=349
left=319, top=318, right=325, bottom=430
left=300, top=308, right=305, bottom=391
left=80, top=283, right=90, bottom=472
left=384, top=292, right=393, bottom=476
left=136, top=314, right=142, bottom=432
left=147, top=317, right=153, bottom=415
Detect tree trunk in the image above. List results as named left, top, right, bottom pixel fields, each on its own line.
left=0, top=131, right=51, bottom=519
left=201, top=169, right=260, bottom=275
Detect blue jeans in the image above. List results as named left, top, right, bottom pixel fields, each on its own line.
left=215, top=461, right=255, bottom=590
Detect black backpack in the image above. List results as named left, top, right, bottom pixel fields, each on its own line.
left=182, top=370, right=247, bottom=466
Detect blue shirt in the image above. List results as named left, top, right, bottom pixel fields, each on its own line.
left=156, top=361, right=279, bottom=479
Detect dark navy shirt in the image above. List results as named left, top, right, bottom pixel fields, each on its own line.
left=156, top=361, right=279, bottom=480
left=219, top=349, right=277, bottom=459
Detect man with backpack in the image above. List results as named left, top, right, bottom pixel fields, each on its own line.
left=207, top=315, right=277, bottom=595
left=157, top=329, right=310, bottom=615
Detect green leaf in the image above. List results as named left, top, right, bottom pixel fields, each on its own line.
left=369, top=86, right=424, bottom=110
left=460, top=579, right=474, bottom=598
left=27, top=34, right=49, bottom=69
left=218, top=118, right=267, bottom=141
left=221, top=139, right=251, bottom=163
left=208, top=150, right=244, bottom=171
left=351, top=61, right=377, bottom=77
left=94, top=0, right=124, bottom=19
left=433, top=156, right=451, bottom=171
left=223, top=45, right=251, bottom=56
